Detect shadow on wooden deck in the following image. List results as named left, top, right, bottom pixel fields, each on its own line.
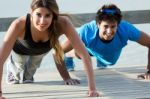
left=2, top=65, right=150, bottom=99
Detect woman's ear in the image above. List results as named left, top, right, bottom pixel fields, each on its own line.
left=30, top=10, right=34, bottom=20
left=30, top=9, right=34, bottom=15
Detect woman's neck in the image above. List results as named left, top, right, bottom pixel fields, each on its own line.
left=30, top=21, right=49, bottom=42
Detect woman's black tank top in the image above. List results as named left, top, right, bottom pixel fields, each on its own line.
left=13, top=14, right=51, bottom=55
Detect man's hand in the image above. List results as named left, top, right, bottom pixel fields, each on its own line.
left=137, top=70, right=150, bottom=80
left=64, top=78, right=80, bottom=85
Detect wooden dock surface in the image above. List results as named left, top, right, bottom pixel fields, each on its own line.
left=2, top=65, right=150, bottom=99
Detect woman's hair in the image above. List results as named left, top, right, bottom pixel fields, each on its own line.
left=31, top=0, right=64, bottom=64
left=96, top=4, right=122, bottom=24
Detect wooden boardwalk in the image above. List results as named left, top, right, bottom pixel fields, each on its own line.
left=2, top=65, right=150, bottom=99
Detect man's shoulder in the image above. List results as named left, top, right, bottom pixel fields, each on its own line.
left=119, top=20, right=132, bottom=27
left=88, top=20, right=97, bottom=26
left=86, top=20, right=98, bottom=31
left=78, top=20, right=97, bottom=32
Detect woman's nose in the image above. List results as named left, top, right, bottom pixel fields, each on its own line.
left=40, top=17, right=46, bottom=24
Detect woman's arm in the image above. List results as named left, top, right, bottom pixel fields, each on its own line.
left=58, top=16, right=99, bottom=97
left=0, top=17, right=25, bottom=97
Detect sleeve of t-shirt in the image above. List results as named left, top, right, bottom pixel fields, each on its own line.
left=123, top=21, right=141, bottom=41
left=76, top=20, right=96, bottom=42
left=75, top=22, right=93, bottom=44
left=76, top=25, right=87, bottom=41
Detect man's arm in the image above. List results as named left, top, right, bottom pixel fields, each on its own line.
left=147, top=49, right=150, bottom=70
left=52, top=53, right=80, bottom=85
left=52, top=53, right=71, bottom=81
left=137, top=31, right=150, bottom=69
left=52, top=39, right=80, bottom=84
left=137, top=31, right=150, bottom=79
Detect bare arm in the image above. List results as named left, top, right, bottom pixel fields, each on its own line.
left=53, top=52, right=80, bottom=85
left=137, top=31, right=150, bottom=70
left=136, top=31, right=150, bottom=80
left=0, top=17, right=25, bottom=96
left=52, top=53, right=71, bottom=81
left=58, top=16, right=99, bottom=96
left=61, top=39, right=73, bottom=53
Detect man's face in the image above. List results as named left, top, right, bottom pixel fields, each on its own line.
left=98, top=20, right=118, bottom=41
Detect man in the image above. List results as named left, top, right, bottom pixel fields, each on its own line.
left=56, top=4, right=150, bottom=79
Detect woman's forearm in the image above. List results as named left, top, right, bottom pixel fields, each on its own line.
left=82, top=55, right=96, bottom=91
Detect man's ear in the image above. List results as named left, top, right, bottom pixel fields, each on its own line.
left=97, top=22, right=100, bottom=28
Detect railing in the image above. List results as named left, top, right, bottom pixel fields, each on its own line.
left=0, top=10, right=150, bottom=32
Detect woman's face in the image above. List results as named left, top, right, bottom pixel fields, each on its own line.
left=31, top=7, right=53, bottom=32
left=98, top=20, right=118, bottom=41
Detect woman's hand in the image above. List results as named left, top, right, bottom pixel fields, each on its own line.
left=0, top=93, right=6, bottom=99
left=0, top=96, right=6, bottom=99
left=87, top=90, right=100, bottom=97
left=64, top=78, right=80, bottom=85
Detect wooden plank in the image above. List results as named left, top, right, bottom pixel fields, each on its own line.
left=2, top=66, right=150, bottom=99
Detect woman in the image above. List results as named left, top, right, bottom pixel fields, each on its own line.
left=0, top=0, right=99, bottom=98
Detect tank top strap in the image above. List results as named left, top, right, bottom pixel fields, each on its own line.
left=24, top=13, right=32, bottom=40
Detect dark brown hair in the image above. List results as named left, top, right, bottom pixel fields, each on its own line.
left=96, top=4, right=122, bottom=24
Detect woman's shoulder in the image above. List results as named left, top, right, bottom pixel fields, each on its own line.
left=12, top=16, right=26, bottom=28
left=8, top=16, right=27, bottom=36
left=56, top=16, right=73, bottom=33
left=57, top=16, right=71, bottom=25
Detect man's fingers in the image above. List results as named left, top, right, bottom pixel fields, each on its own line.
left=137, top=74, right=150, bottom=80
left=137, top=74, right=145, bottom=79
left=65, top=79, right=80, bottom=85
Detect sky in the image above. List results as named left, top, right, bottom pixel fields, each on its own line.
left=0, top=0, right=150, bottom=17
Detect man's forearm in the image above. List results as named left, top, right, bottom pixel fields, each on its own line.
left=53, top=54, right=71, bottom=80
left=147, top=48, right=150, bottom=70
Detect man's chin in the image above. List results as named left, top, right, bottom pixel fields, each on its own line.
left=103, top=37, right=114, bottom=42
left=105, top=38, right=113, bottom=41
